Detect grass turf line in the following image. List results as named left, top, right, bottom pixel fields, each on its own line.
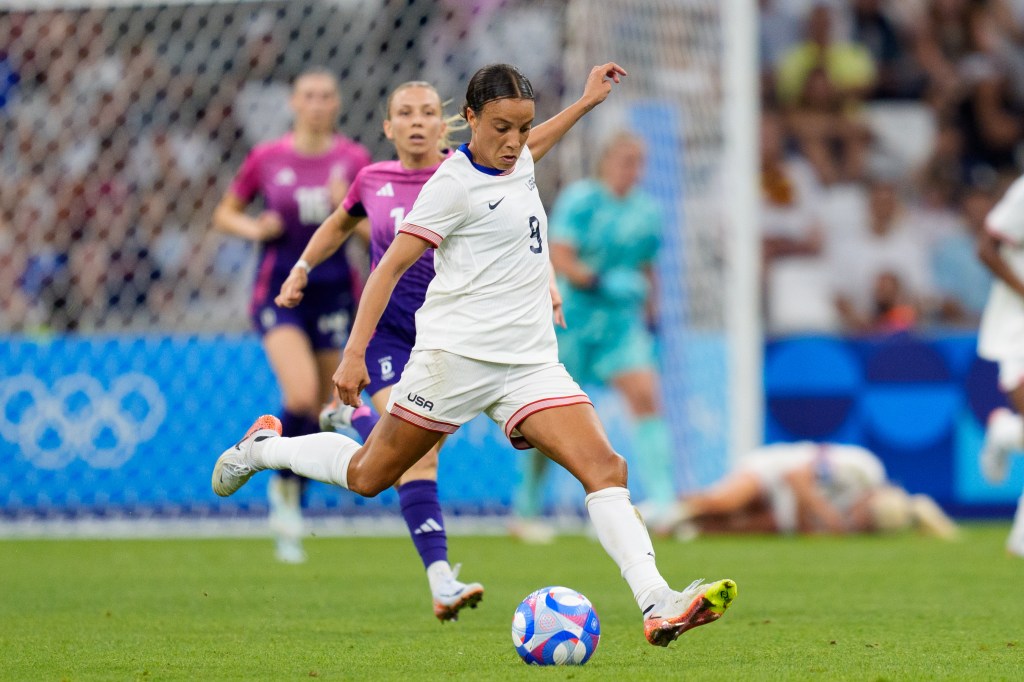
left=1, top=524, right=1021, bottom=680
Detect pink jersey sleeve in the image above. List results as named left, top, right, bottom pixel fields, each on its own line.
left=229, top=147, right=264, bottom=203
left=342, top=167, right=367, bottom=217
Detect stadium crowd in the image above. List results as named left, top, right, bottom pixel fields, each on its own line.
left=760, top=0, right=1024, bottom=334
left=0, top=0, right=1022, bottom=337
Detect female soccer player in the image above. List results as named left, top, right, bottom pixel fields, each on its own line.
left=213, top=62, right=738, bottom=646
left=275, top=81, right=483, bottom=621
left=513, top=131, right=677, bottom=541
left=212, top=68, right=371, bottom=563
left=977, top=173, right=1024, bottom=558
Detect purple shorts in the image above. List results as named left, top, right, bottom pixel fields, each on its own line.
left=250, top=285, right=354, bottom=352
left=364, top=326, right=414, bottom=397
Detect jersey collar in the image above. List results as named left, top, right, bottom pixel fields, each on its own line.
left=458, top=143, right=515, bottom=176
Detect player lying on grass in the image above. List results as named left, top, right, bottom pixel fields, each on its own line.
left=655, top=441, right=958, bottom=539
left=213, top=61, right=738, bottom=647
left=275, top=80, right=482, bottom=622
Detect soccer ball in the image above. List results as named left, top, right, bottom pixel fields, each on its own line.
left=511, top=586, right=600, bottom=665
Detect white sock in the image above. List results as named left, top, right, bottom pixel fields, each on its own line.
left=585, top=486, right=670, bottom=613
left=994, top=409, right=1024, bottom=448
left=426, top=560, right=454, bottom=594
left=1009, top=491, right=1024, bottom=556
left=254, top=433, right=359, bottom=489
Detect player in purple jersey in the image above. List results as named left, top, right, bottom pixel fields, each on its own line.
left=212, top=68, right=371, bottom=563
left=275, top=81, right=483, bottom=621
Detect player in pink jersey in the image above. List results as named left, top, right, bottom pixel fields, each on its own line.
left=275, top=81, right=483, bottom=621
left=212, top=68, right=371, bottom=563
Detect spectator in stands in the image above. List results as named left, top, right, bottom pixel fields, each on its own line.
left=653, top=441, right=959, bottom=540
left=759, top=109, right=835, bottom=331
left=849, top=0, right=927, bottom=99
left=831, top=178, right=934, bottom=332
left=786, top=66, right=873, bottom=185
left=955, top=3, right=1024, bottom=174
left=759, top=0, right=804, bottom=102
left=775, top=2, right=877, bottom=109
left=931, top=184, right=995, bottom=325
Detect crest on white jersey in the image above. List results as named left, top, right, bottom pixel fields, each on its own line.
left=274, top=167, right=297, bottom=186
left=376, top=182, right=395, bottom=197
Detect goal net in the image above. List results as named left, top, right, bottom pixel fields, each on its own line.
left=0, top=0, right=758, bottom=527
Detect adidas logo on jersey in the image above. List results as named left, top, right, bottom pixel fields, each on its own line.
left=376, top=182, right=395, bottom=197
left=413, top=518, right=444, bottom=535
left=274, top=168, right=297, bottom=186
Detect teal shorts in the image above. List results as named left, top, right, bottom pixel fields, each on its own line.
left=556, top=321, right=657, bottom=386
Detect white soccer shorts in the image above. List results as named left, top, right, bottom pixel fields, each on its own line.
left=386, top=349, right=592, bottom=449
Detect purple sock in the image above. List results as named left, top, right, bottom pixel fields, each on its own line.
left=278, top=409, right=319, bottom=485
left=398, top=480, right=448, bottom=569
left=351, top=404, right=379, bottom=442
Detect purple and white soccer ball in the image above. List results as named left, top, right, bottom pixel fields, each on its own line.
left=511, top=586, right=600, bottom=665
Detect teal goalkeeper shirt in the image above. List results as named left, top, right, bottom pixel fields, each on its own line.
left=549, top=179, right=662, bottom=336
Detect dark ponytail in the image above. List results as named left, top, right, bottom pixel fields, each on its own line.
left=461, top=64, right=534, bottom=118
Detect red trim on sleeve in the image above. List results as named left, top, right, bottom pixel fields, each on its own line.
left=398, top=223, right=443, bottom=248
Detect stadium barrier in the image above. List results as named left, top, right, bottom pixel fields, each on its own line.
left=2, top=332, right=1017, bottom=525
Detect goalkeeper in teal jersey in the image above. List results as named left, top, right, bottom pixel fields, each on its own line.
left=511, top=131, right=674, bottom=542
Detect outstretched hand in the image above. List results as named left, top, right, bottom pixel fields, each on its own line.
left=580, top=62, right=628, bottom=109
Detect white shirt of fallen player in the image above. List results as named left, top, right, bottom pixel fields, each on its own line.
left=398, top=144, right=556, bottom=365
left=736, top=442, right=887, bottom=533
left=978, top=174, right=1024, bottom=390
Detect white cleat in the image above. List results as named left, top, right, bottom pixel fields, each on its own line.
left=319, top=397, right=356, bottom=433
left=643, top=578, right=737, bottom=647
left=212, top=415, right=282, bottom=497
left=432, top=565, right=484, bottom=622
left=275, top=537, right=308, bottom=564
left=981, top=408, right=1018, bottom=484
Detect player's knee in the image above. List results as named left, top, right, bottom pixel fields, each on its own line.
left=346, top=459, right=396, bottom=498
left=347, top=471, right=391, bottom=498
left=586, top=450, right=628, bottom=489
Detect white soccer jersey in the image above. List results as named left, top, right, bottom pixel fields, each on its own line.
left=398, top=144, right=556, bottom=364
left=979, top=174, right=1024, bottom=361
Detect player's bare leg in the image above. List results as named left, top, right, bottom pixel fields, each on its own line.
left=517, top=404, right=737, bottom=646
left=612, top=369, right=676, bottom=525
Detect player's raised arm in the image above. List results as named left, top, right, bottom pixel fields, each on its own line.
left=334, top=233, right=430, bottom=405
left=275, top=205, right=364, bottom=308
left=527, top=62, right=627, bottom=163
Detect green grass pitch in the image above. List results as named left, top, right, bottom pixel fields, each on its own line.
left=1, top=524, right=1022, bottom=680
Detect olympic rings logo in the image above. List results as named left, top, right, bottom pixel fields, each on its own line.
left=0, top=373, right=166, bottom=470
